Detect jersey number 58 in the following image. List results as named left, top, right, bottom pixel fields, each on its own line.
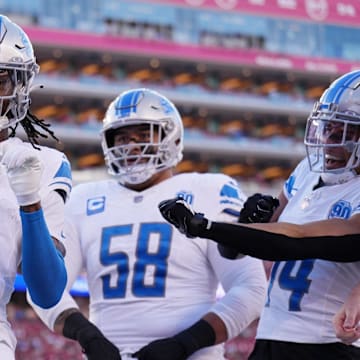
left=100, top=223, right=172, bottom=299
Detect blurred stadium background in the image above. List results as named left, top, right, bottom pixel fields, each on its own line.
left=2, top=0, right=360, bottom=358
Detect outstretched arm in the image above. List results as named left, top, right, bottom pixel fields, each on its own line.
left=205, top=220, right=360, bottom=262
left=158, top=197, right=360, bottom=262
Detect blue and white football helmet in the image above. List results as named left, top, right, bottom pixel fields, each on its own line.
left=304, top=70, right=360, bottom=184
left=0, top=15, right=39, bottom=130
left=101, top=88, right=184, bottom=185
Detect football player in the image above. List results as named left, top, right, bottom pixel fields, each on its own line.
left=159, top=70, right=360, bottom=359
left=0, top=15, right=72, bottom=359
left=29, top=88, right=267, bottom=360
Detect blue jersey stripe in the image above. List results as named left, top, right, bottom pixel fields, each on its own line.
left=220, top=183, right=239, bottom=200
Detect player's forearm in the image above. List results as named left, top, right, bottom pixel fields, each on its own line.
left=201, top=221, right=360, bottom=262
left=21, top=207, right=67, bottom=308
left=244, top=217, right=358, bottom=238
left=21, top=202, right=66, bottom=256
left=210, top=261, right=267, bottom=339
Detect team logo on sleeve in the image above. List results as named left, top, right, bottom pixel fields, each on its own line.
left=220, top=181, right=242, bottom=205
left=220, top=182, right=239, bottom=200
left=176, top=191, right=193, bottom=204
left=87, top=196, right=106, bottom=215
left=219, top=181, right=242, bottom=217
left=328, top=200, right=351, bottom=219
left=285, top=175, right=297, bottom=198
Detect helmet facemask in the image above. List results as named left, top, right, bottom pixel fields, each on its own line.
left=0, top=65, right=37, bottom=130
left=305, top=102, right=360, bottom=182
left=304, top=71, right=360, bottom=184
left=104, top=120, right=179, bottom=185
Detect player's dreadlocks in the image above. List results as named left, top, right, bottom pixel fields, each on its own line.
left=9, top=110, right=59, bottom=149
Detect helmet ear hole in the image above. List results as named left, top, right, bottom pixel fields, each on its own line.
left=110, top=162, right=119, bottom=174
left=105, top=128, right=116, bottom=148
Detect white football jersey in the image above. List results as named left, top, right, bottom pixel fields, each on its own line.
left=256, top=158, right=360, bottom=346
left=0, top=137, right=71, bottom=352
left=32, top=172, right=267, bottom=359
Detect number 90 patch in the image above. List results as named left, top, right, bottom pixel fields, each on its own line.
left=328, top=200, right=351, bottom=219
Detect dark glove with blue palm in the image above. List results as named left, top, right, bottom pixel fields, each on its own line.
left=218, top=193, right=280, bottom=259
left=158, top=197, right=211, bottom=238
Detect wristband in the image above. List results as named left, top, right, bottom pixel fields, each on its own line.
left=173, top=319, right=216, bottom=356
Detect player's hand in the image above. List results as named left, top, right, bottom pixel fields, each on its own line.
left=132, top=338, right=187, bottom=360
left=63, top=312, right=121, bottom=360
left=0, top=141, right=43, bottom=206
left=158, top=197, right=210, bottom=238
left=217, top=193, right=279, bottom=260
left=333, top=286, right=360, bottom=345
left=239, top=193, right=279, bottom=224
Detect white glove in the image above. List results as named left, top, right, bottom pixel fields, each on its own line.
left=0, top=140, right=43, bottom=206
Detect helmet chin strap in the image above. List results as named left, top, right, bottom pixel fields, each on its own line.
left=321, top=169, right=357, bottom=185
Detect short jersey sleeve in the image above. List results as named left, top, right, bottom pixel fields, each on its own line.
left=37, top=146, right=72, bottom=202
